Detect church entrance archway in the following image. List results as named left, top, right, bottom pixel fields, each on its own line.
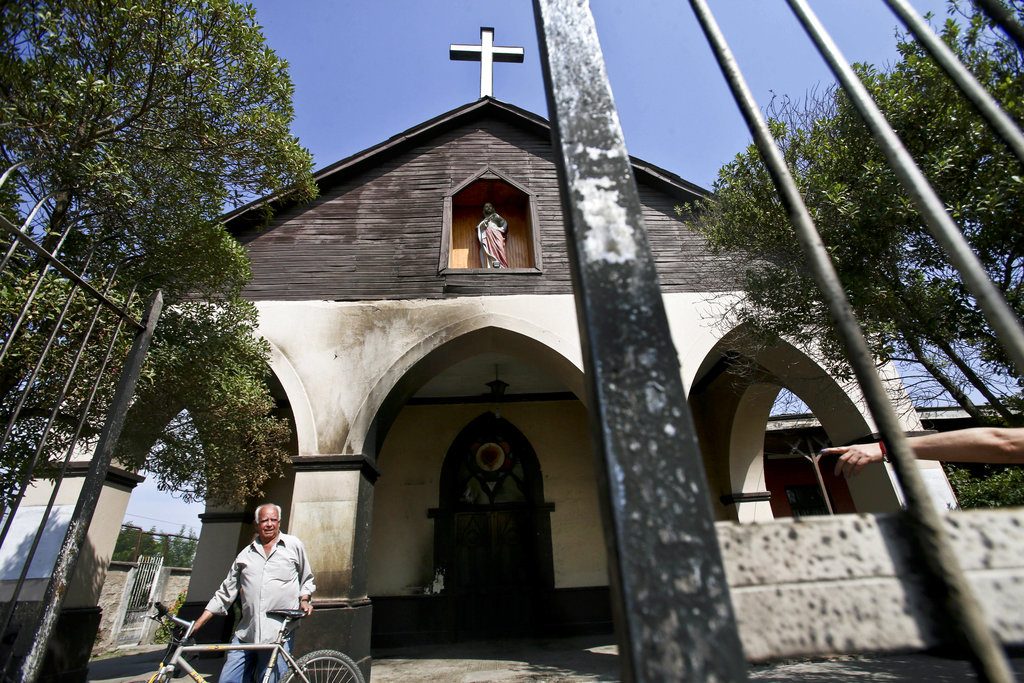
left=432, top=411, right=554, bottom=640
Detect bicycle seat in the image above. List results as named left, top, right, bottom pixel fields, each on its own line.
left=267, top=609, right=306, bottom=620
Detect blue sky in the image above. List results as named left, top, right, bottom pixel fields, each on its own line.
left=124, top=0, right=952, bottom=533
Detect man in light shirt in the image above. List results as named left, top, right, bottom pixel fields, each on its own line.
left=192, top=503, right=315, bottom=683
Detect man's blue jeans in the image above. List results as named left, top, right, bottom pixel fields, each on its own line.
left=218, top=634, right=292, bottom=683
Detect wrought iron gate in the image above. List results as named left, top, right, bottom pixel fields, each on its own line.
left=0, top=159, right=162, bottom=682
left=531, top=0, right=1024, bottom=681
left=113, top=556, right=164, bottom=647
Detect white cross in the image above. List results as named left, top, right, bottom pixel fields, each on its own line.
left=450, top=27, right=525, bottom=99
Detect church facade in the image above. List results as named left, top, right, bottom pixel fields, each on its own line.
left=172, top=97, right=952, bottom=670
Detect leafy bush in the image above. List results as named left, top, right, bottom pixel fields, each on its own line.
left=946, top=464, right=1024, bottom=508
left=154, top=591, right=188, bottom=644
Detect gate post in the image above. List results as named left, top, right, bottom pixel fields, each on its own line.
left=532, top=2, right=747, bottom=680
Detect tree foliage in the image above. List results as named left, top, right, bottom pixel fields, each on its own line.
left=690, top=1, right=1023, bottom=423
left=946, top=463, right=1024, bottom=508
left=0, top=0, right=315, bottom=506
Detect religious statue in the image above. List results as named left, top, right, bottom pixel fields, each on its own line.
left=476, top=202, right=509, bottom=269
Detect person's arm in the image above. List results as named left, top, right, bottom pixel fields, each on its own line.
left=192, top=609, right=216, bottom=633
left=196, top=562, right=240, bottom=628
left=825, top=427, right=1024, bottom=478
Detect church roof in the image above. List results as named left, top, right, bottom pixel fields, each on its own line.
left=222, top=97, right=708, bottom=232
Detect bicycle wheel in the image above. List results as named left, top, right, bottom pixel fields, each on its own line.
left=283, top=649, right=365, bottom=683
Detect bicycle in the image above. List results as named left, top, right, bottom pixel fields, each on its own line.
left=145, top=601, right=365, bottom=683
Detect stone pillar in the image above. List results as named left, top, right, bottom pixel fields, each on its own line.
left=0, top=463, right=143, bottom=682
left=179, top=509, right=250, bottom=642
left=288, top=455, right=378, bottom=681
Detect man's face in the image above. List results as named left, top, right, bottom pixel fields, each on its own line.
left=256, top=508, right=280, bottom=544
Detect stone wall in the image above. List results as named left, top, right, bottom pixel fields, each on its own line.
left=721, top=508, right=1024, bottom=661
left=93, top=561, right=191, bottom=654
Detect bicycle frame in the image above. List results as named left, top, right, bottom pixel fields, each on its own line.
left=150, top=611, right=313, bottom=683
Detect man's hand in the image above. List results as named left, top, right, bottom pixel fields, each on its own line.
left=822, top=443, right=884, bottom=478
left=300, top=596, right=314, bottom=616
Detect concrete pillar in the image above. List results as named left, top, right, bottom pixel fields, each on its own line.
left=288, top=455, right=378, bottom=681
left=179, top=509, right=250, bottom=642
left=0, top=464, right=143, bottom=682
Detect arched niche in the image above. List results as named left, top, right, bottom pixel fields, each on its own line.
left=439, top=166, right=542, bottom=272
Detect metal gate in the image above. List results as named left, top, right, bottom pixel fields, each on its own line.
left=531, top=0, right=1024, bottom=681
left=0, top=157, right=162, bottom=682
left=113, top=556, right=164, bottom=647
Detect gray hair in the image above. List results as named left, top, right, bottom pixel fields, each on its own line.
left=254, top=503, right=282, bottom=524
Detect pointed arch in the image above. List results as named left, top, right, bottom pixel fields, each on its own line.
left=689, top=323, right=915, bottom=517
left=266, top=339, right=318, bottom=455
left=345, top=314, right=584, bottom=459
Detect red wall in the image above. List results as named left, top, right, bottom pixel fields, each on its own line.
left=764, top=455, right=857, bottom=518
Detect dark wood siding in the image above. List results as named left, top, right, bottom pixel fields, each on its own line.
left=235, top=117, right=737, bottom=301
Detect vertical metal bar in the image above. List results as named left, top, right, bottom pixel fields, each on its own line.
left=18, top=290, right=162, bottom=683
left=688, top=2, right=1014, bottom=681
left=0, top=223, right=74, bottom=364
left=0, top=266, right=119, bottom=612
left=0, top=287, right=134, bottom=671
left=975, top=0, right=1024, bottom=55
left=0, top=194, right=59, bottom=274
left=883, top=0, right=1024, bottom=164
left=531, top=2, right=747, bottom=681
left=0, top=252, right=89, bottom=458
left=786, top=0, right=1024, bottom=379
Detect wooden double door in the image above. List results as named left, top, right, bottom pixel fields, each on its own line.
left=451, top=509, right=537, bottom=638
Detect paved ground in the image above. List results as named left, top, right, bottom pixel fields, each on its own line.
left=88, top=636, right=1024, bottom=682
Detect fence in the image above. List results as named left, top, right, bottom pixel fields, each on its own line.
left=112, top=525, right=198, bottom=567
left=531, top=0, right=1024, bottom=681
left=0, top=159, right=162, bottom=682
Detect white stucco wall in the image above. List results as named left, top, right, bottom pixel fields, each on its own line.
left=367, top=399, right=605, bottom=596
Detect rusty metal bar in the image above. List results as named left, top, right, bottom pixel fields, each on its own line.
left=17, top=289, right=161, bottom=683
left=786, top=0, right=1024, bottom=380
left=532, top=1, right=747, bottom=681
left=0, top=193, right=58, bottom=274
left=0, top=255, right=89, bottom=459
left=690, top=1, right=1014, bottom=680
left=0, top=214, right=144, bottom=332
left=0, top=251, right=96, bottom=532
left=0, top=286, right=133, bottom=672
left=0, top=263, right=116, bottom=589
left=883, top=0, right=1024, bottom=164
left=0, top=221, right=75, bottom=364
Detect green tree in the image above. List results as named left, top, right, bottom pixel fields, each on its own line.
left=165, top=527, right=198, bottom=567
left=0, top=0, right=315, bottom=506
left=690, top=1, right=1023, bottom=423
left=946, top=463, right=1024, bottom=508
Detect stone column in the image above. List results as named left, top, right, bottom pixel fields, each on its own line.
left=179, top=509, right=250, bottom=642
left=288, top=455, right=378, bottom=681
left=0, top=464, right=143, bottom=682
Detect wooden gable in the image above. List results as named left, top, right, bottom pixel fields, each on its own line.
left=227, top=99, right=737, bottom=301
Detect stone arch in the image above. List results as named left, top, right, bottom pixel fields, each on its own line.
left=689, top=324, right=908, bottom=519
left=345, top=314, right=585, bottom=459
left=265, top=339, right=318, bottom=455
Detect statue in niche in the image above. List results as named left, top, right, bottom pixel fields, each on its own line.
left=476, top=202, right=509, bottom=269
